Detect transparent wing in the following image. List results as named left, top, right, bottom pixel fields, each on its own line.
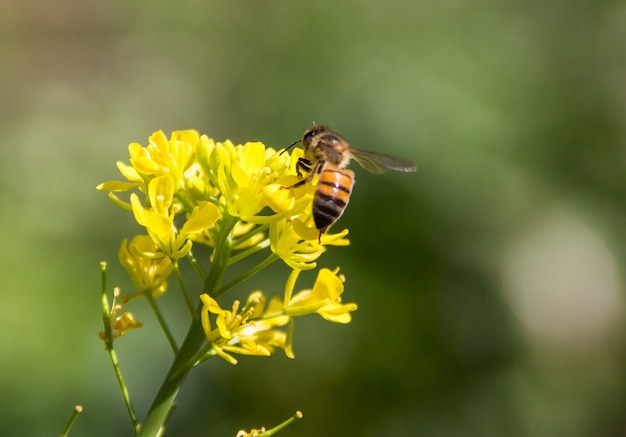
left=349, top=149, right=417, bottom=174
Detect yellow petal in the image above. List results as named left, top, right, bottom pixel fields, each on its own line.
left=231, top=161, right=251, bottom=188
left=181, top=202, right=221, bottom=234
left=148, top=175, right=175, bottom=206
left=171, top=129, right=199, bottom=145
left=239, top=142, right=266, bottom=172
left=317, top=303, right=358, bottom=324
left=97, top=180, right=139, bottom=192
left=311, top=268, right=344, bottom=301
left=284, top=320, right=295, bottom=359
left=132, top=156, right=162, bottom=174
left=293, top=219, right=319, bottom=241
left=116, top=160, right=142, bottom=182
left=263, top=184, right=295, bottom=213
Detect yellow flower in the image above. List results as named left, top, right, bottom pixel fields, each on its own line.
left=284, top=268, right=358, bottom=323
left=99, top=287, right=143, bottom=342
left=235, top=411, right=303, bottom=437
left=97, top=130, right=201, bottom=209
left=270, top=218, right=350, bottom=270
left=200, top=292, right=290, bottom=365
left=118, top=235, right=173, bottom=298
left=128, top=129, right=197, bottom=190
left=130, top=174, right=220, bottom=258
left=198, top=139, right=292, bottom=222
left=199, top=268, right=357, bottom=362
left=235, top=428, right=266, bottom=437
left=261, top=147, right=313, bottom=214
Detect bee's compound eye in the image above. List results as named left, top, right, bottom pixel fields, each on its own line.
left=302, top=129, right=317, bottom=145
left=303, top=125, right=327, bottom=144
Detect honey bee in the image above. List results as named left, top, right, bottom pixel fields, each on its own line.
left=283, top=124, right=417, bottom=241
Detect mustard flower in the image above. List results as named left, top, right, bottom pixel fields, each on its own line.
left=235, top=428, right=265, bottom=437
left=130, top=174, right=220, bottom=258
left=261, top=147, right=313, bottom=214
left=197, top=139, right=292, bottom=222
left=235, top=411, right=303, bottom=437
left=99, top=287, right=143, bottom=342
left=97, top=130, right=201, bottom=209
left=284, top=268, right=358, bottom=323
left=269, top=218, right=350, bottom=270
left=118, top=235, right=173, bottom=299
left=128, top=130, right=197, bottom=191
left=200, top=268, right=357, bottom=363
left=200, top=292, right=290, bottom=365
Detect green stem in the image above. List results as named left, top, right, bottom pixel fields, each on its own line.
left=134, top=316, right=205, bottom=437
left=171, top=344, right=216, bottom=380
left=214, top=253, right=279, bottom=297
left=135, top=215, right=238, bottom=437
left=262, top=410, right=303, bottom=436
left=186, top=250, right=205, bottom=280
left=231, top=222, right=270, bottom=249
left=172, top=260, right=195, bottom=318
left=108, top=347, right=139, bottom=430
left=59, top=405, right=83, bottom=437
left=99, top=263, right=113, bottom=351
left=202, top=215, right=239, bottom=296
left=146, top=293, right=179, bottom=354
left=100, top=263, right=138, bottom=429
left=227, top=239, right=269, bottom=266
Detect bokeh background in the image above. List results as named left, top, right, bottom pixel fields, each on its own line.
left=2, top=0, right=625, bottom=436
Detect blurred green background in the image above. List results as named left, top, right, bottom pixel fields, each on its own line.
left=2, top=0, right=625, bottom=436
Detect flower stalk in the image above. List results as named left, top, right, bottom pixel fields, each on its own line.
left=99, top=263, right=139, bottom=429
left=59, top=405, right=83, bottom=437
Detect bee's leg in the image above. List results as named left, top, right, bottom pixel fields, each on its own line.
left=282, top=160, right=323, bottom=189
left=296, top=158, right=312, bottom=177
left=285, top=179, right=308, bottom=189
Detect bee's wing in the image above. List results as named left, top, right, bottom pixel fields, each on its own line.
left=350, top=149, right=417, bottom=174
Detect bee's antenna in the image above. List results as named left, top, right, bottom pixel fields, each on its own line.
left=280, top=138, right=302, bottom=155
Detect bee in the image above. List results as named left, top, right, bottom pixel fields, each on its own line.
left=283, top=124, right=417, bottom=241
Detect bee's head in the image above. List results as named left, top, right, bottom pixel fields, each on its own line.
left=302, top=124, right=329, bottom=148
left=281, top=124, right=331, bottom=155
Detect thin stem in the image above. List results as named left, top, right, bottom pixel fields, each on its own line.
left=100, top=263, right=138, bottom=429
left=262, top=411, right=304, bottom=436
left=255, top=309, right=287, bottom=321
left=59, top=405, right=83, bottom=437
left=186, top=250, right=205, bottom=280
left=227, top=239, right=270, bottom=266
left=214, top=253, right=279, bottom=297
left=231, top=222, right=270, bottom=249
left=108, top=347, right=139, bottom=429
left=99, top=263, right=113, bottom=351
left=172, top=260, right=195, bottom=318
left=202, top=215, right=239, bottom=296
left=146, top=293, right=179, bottom=354
left=170, top=343, right=215, bottom=380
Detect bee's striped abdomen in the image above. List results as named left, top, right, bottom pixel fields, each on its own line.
left=313, top=167, right=355, bottom=233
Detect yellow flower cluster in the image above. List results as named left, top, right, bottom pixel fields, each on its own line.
left=201, top=268, right=357, bottom=364
left=98, top=130, right=357, bottom=360
left=98, top=130, right=348, bottom=268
